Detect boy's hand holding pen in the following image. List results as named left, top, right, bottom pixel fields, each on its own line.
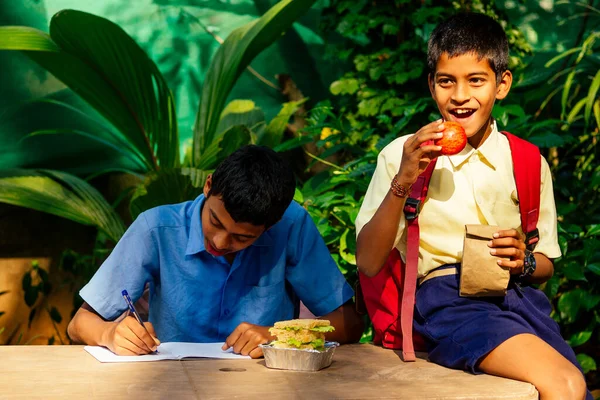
left=102, top=290, right=161, bottom=356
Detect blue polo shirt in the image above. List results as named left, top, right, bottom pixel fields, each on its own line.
left=80, top=195, right=354, bottom=342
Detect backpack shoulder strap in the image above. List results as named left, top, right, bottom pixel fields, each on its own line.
left=400, top=159, right=437, bottom=361
left=502, top=131, right=541, bottom=250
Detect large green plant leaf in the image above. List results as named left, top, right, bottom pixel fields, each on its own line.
left=129, top=168, right=206, bottom=220
left=257, top=98, right=307, bottom=148
left=0, top=92, right=145, bottom=174
left=196, top=125, right=252, bottom=170
left=0, top=10, right=179, bottom=171
left=192, top=0, right=317, bottom=166
left=216, top=100, right=265, bottom=136
left=0, top=169, right=125, bottom=242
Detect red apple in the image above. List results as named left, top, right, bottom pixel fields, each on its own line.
left=435, top=121, right=467, bottom=155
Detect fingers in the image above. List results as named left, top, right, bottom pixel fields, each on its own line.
left=493, top=229, right=522, bottom=240
left=223, top=323, right=271, bottom=357
left=407, top=120, right=445, bottom=152
left=222, top=323, right=248, bottom=350
left=488, top=230, right=526, bottom=273
left=249, top=347, right=264, bottom=359
left=144, top=322, right=161, bottom=346
left=115, top=316, right=158, bottom=354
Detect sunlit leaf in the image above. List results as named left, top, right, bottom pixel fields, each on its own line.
left=129, top=168, right=204, bottom=220
left=576, top=353, right=597, bottom=373
left=193, top=0, right=317, bottom=165
left=0, top=169, right=125, bottom=242
left=258, top=99, right=308, bottom=148
left=0, top=10, right=179, bottom=171
left=568, top=331, right=592, bottom=347
left=584, top=69, right=600, bottom=126
left=557, top=289, right=584, bottom=323
left=339, top=228, right=356, bottom=265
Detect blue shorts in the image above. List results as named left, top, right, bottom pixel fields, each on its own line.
left=414, top=264, right=590, bottom=397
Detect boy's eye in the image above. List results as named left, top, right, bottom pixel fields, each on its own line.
left=234, top=235, right=250, bottom=243
left=437, top=78, right=453, bottom=86
left=470, top=78, right=485, bottom=84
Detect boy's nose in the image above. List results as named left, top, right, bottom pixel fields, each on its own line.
left=451, top=83, right=471, bottom=103
left=213, top=233, right=230, bottom=251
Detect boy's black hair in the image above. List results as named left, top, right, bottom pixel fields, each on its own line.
left=208, top=145, right=296, bottom=228
left=427, top=12, right=509, bottom=83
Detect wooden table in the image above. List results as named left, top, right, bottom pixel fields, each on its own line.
left=0, top=344, right=538, bottom=399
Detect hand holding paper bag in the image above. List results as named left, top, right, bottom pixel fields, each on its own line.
left=460, top=225, right=510, bottom=297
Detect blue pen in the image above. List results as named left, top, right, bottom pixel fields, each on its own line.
left=122, top=289, right=159, bottom=354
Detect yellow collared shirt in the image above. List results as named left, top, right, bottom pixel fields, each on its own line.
left=356, top=122, right=562, bottom=277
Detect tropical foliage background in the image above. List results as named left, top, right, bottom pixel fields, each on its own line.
left=0, top=0, right=598, bottom=392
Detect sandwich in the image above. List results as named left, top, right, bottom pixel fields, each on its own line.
left=269, top=319, right=335, bottom=351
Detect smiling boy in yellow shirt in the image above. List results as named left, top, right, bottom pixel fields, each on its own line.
left=355, top=12, right=591, bottom=400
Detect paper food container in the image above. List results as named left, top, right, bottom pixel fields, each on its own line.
left=259, top=341, right=339, bottom=372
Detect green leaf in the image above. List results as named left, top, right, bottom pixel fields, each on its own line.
left=561, top=69, right=577, bottom=119
left=0, top=169, right=125, bottom=242
left=274, top=136, right=315, bottom=152
left=293, top=187, right=304, bottom=203
left=560, top=262, right=587, bottom=281
left=576, top=353, right=597, bottom=373
left=557, top=289, right=584, bottom=323
left=567, top=331, right=593, bottom=347
left=0, top=26, right=59, bottom=51
left=544, top=47, right=581, bottom=68
left=0, top=10, right=179, bottom=170
left=541, top=275, right=560, bottom=299
left=566, top=98, right=587, bottom=125
left=193, top=0, right=317, bottom=165
left=528, top=132, right=567, bottom=148
left=587, top=224, right=600, bottom=237
left=180, top=168, right=210, bottom=189
left=216, top=100, right=265, bottom=137
left=49, top=307, right=62, bottom=324
left=196, top=125, right=252, bottom=170
left=330, top=78, right=359, bottom=95
left=339, top=228, right=356, bottom=265
left=585, top=69, right=600, bottom=126
left=587, top=263, right=600, bottom=276
left=129, top=169, right=204, bottom=220
left=258, top=99, right=308, bottom=148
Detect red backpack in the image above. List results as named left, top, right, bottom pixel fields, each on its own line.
left=358, top=131, right=542, bottom=362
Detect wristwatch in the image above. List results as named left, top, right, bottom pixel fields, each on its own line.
left=518, top=249, right=536, bottom=282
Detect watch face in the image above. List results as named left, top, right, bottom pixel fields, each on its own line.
left=524, top=252, right=536, bottom=275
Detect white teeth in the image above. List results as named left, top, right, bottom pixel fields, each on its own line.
left=454, top=109, right=472, bottom=115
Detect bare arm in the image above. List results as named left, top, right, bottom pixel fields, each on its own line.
left=527, top=253, right=554, bottom=284
left=356, top=191, right=410, bottom=277
left=68, top=302, right=159, bottom=355
left=356, top=120, right=444, bottom=277
left=321, top=301, right=365, bottom=344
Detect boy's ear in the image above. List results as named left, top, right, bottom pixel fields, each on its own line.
left=428, top=73, right=435, bottom=97
left=496, top=70, right=513, bottom=100
left=203, top=174, right=212, bottom=197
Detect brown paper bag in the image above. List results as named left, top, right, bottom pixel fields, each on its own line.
left=460, top=224, right=510, bottom=297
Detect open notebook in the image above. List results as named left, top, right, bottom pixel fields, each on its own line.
left=85, top=342, right=250, bottom=363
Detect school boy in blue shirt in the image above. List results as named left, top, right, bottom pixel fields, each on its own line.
left=355, top=13, right=591, bottom=400
left=68, top=145, right=363, bottom=358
